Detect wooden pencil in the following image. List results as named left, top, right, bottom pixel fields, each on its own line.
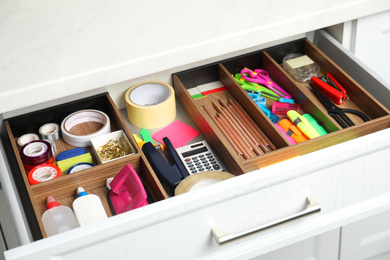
left=219, top=100, right=263, bottom=155
left=213, top=102, right=253, bottom=153
left=228, top=98, right=277, bottom=151
left=202, top=105, right=243, bottom=157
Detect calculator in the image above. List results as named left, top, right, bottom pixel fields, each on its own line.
left=175, top=141, right=225, bottom=174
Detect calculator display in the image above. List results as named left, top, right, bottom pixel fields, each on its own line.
left=181, top=146, right=208, bottom=158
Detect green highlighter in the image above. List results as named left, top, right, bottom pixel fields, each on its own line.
left=303, top=114, right=328, bottom=136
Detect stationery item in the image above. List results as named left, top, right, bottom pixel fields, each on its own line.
left=303, top=114, right=328, bottom=136
left=278, top=119, right=309, bottom=143
left=41, top=196, right=79, bottom=237
left=196, top=81, right=226, bottom=96
left=28, top=164, right=61, bottom=185
left=310, top=73, right=348, bottom=105
left=228, top=99, right=276, bottom=152
left=258, top=105, right=279, bottom=123
left=39, top=123, right=60, bottom=141
left=310, top=83, right=369, bottom=128
left=142, top=137, right=189, bottom=196
left=234, top=73, right=281, bottom=101
left=20, top=140, right=54, bottom=171
left=17, top=133, right=39, bottom=149
left=175, top=171, right=235, bottom=196
left=140, top=129, right=153, bottom=143
left=125, top=81, right=176, bottom=129
left=272, top=101, right=300, bottom=115
left=274, top=123, right=296, bottom=145
left=106, top=164, right=149, bottom=215
left=187, top=87, right=204, bottom=100
left=72, top=187, right=108, bottom=226
left=287, top=110, right=320, bottom=139
left=175, top=140, right=226, bottom=174
left=66, top=162, right=94, bottom=174
left=57, top=153, right=93, bottom=172
left=56, top=147, right=87, bottom=161
left=283, top=54, right=320, bottom=82
left=240, top=68, right=292, bottom=99
left=152, top=120, right=199, bottom=149
left=91, top=130, right=135, bottom=164
left=61, top=109, right=111, bottom=147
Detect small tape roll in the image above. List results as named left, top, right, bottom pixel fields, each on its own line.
left=39, top=123, right=60, bottom=141
left=67, top=162, right=94, bottom=174
left=20, top=140, right=53, bottom=171
left=28, top=164, right=61, bottom=185
left=17, top=133, right=39, bottom=148
left=175, top=171, right=235, bottom=196
left=125, top=81, right=176, bottom=129
left=61, top=110, right=111, bottom=147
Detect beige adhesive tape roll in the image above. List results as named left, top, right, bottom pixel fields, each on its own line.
left=125, top=81, right=176, bottom=129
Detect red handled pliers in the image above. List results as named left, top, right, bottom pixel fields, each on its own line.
left=310, top=73, right=348, bottom=105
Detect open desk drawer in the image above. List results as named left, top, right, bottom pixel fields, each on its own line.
left=172, top=38, right=390, bottom=174
left=1, top=93, right=167, bottom=239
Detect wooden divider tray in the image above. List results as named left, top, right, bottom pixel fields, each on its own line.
left=3, top=93, right=167, bottom=238
left=172, top=38, right=390, bottom=174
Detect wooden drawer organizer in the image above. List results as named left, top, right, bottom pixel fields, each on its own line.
left=3, top=93, right=168, bottom=238
left=173, top=38, right=390, bottom=174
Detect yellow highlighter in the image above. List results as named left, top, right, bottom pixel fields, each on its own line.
left=287, top=110, right=320, bottom=139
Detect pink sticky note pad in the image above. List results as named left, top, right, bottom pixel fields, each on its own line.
left=152, top=121, right=199, bottom=149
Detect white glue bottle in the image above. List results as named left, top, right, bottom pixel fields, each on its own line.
left=72, top=187, right=108, bottom=226
left=41, top=196, right=79, bottom=236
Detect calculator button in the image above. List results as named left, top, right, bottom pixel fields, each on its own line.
left=192, top=156, right=198, bottom=160
left=196, top=165, right=202, bottom=168
left=206, top=153, right=211, bottom=156
left=203, top=163, right=209, bottom=166
left=199, top=154, right=205, bottom=158
left=195, top=162, right=201, bottom=166
left=206, top=166, right=212, bottom=170
left=189, top=167, right=196, bottom=171
left=187, top=163, right=193, bottom=167
left=185, top=158, right=191, bottom=162
left=191, top=170, right=198, bottom=174
left=209, top=158, right=215, bottom=161
left=198, top=168, right=204, bottom=171
left=212, top=164, right=221, bottom=170
left=193, top=159, right=199, bottom=163
left=210, top=161, right=217, bottom=164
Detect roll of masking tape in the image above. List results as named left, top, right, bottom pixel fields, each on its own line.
left=61, top=110, right=111, bottom=147
left=28, top=164, right=61, bottom=185
left=125, top=81, right=176, bottom=129
left=17, top=133, right=39, bottom=148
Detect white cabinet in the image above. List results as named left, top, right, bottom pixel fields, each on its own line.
left=1, top=1, right=390, bottom=259
left=340, top=210, right=390, bottom=260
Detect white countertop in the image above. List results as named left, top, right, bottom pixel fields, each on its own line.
left=1, top=0, right=390, bottom=114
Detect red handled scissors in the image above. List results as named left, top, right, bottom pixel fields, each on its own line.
left=241, top=68, right=292, bottom=99
left=310, top=73, right=348, bottom=105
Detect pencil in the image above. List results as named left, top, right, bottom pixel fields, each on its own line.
left=202, top=105, right=243, bottom=157
left=217, top=115, right=253, bottom=159
left=219, top=99, right=263, bottom=155
left=228, top=98, right=277, bottom=152
left=213, top=102, right=253, bottom=153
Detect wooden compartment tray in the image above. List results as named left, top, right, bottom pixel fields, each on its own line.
left=3, top=93, right=167, bottom=238
left=172, top=38, right=390, bottom=174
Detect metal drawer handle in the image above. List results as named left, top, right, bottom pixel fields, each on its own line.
left=211, top=196, right=321, bottom=245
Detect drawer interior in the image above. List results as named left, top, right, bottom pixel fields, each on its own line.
left=3, top=93, right=167, bottom=238
left=173, top=38, right=390, bottom=173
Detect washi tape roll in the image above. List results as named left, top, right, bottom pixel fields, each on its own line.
left=20, top=140, right=54, bottom=171
left=28, top=164, right=61, bottom=185
left=125, top=81, right=176, bottom=129
left=61, top=110, right=111, bottom=147
left=39, top=123, right=60, bottom=141
left=67, top=162, right=94, bottom=174
left=17, top=133, right=39, bottom=149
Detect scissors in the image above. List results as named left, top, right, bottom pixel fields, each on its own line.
left=233, top=73, right=281, bottom=101
left=240, top=68, right=292, bottom=99
left=310, top=84, right=369, bottom=128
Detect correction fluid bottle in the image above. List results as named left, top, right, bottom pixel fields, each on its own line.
left=41, top=196, right=79, bottom=237
left=72, top=187, right=108, bottom=226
